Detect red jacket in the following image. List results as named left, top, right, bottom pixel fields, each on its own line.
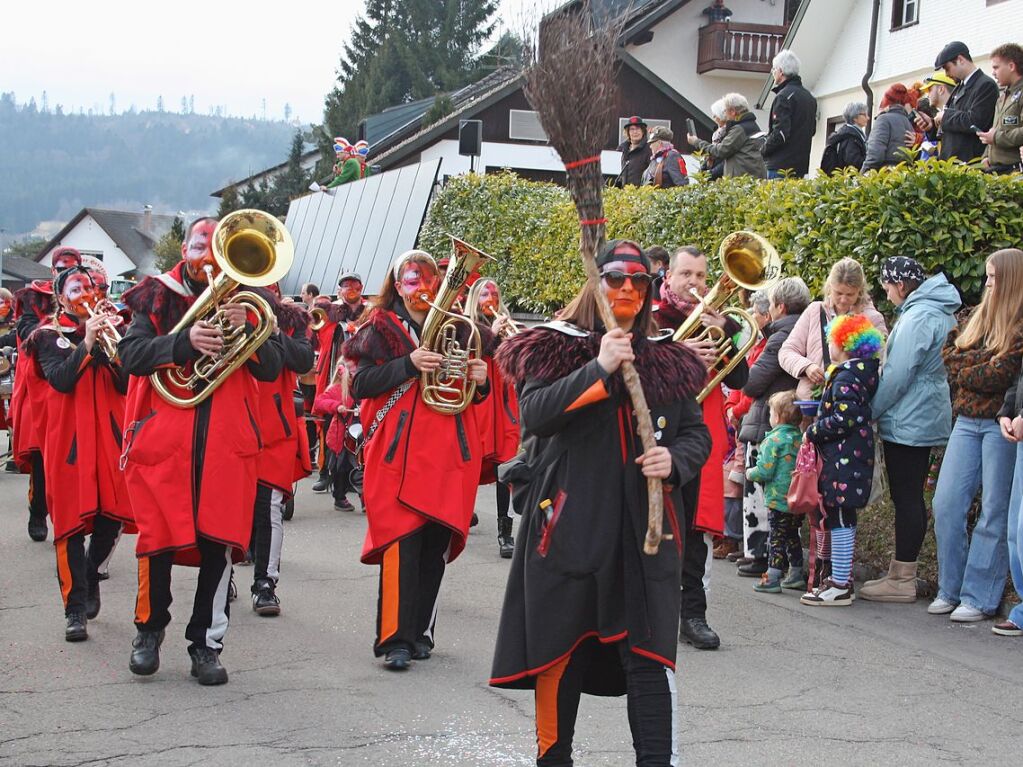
left=314, top=301, right=368, bottom=396
left=27, top=317, right=134, bottom=541
left=343, top=308, right=485, bottom=565
left=10, top=283, right=54, bottom=469
left=313, top=382, right=355, bottom=453
left=475, top=338, right=520, bottom=485
left=724, top=336, right=767, bottom=423
left=119, top=262, right=284, bottom=565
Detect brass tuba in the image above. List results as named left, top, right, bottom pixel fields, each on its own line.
left=672, top=231, right=781, bottom=403
left=419, top=236, right=496, bottom=415
left=151, top=209, right=293, bottom=408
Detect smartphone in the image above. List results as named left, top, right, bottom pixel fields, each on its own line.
left=685, top=118, right=697, bottom=136
left=908, top=109, right=919, bottom=121
left=970, top=124, right=980, bottom=133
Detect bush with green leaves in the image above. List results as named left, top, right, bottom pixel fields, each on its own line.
left=419, top=161, right=1023, bottom=313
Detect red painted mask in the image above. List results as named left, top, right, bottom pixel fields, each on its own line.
left=0, top=296, right=11, bottom=322
left=339, top=280, right=363, bottom=304
left=51, top=250, right=81, bottom=275
left=399, top=263, right=438, bottom=313
left=60, top=273, right=96, bottom=320
left=478, top=281, right=500, bottom=317
left=601, top=260, right=649, bottom=322
left=181, top=219, right=218, bottom=283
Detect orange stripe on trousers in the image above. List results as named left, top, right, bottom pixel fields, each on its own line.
left=135, top=557, right=151, bottom=624
left=55, top=540, right=72, bottom=608
left=535, top=654, right=571, bottom=758
left=380, top=544, right=400, bottom=642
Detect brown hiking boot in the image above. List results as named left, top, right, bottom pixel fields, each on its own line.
left=713, top=538, right=739, bottom=560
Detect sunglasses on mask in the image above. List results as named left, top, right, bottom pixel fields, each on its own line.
left=601, top=270, right=652, bottom=292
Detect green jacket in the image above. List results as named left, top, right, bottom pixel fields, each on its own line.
left=984, top=79, right=1023, bottom=167
left=746, top=423, right=801, bottom=512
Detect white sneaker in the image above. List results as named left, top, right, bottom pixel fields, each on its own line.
left=950, top=604, right=987, bottom=622
left=800, top=578, right=853, bottom=607
left=927, top=597, right=956, bottom=615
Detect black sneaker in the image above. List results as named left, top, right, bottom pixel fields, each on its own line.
left=678, top=617, right=720, bottom=650
left=27, top=514, right=47, bottom=542
left=4, top=460, right=18, bottom=473
left=251, top=579, right=281, bottom=617
left=129, top=629, right=164, bottom=675
left=189, top=646, right=229, bottom=686
left=470, top=513, right=479, bottom=528
left=334, top=497, right=355, bottom=512
left=86, top=580, right=101, bottom=619
left=737, top=559, right=768, bottom=578
left=312, top=476, right=331, bottom=493
left=384, top=647, right=412, bottom=670
left=412, top=640, right=432, bottom=660
left=65, top=612, right=88, bottom=642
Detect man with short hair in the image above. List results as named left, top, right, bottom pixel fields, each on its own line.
left=300, top=283, right=319, bottom=307
left=762, top=49, right=817, bottom=178
left=929, top=40, right=999, bottom=163
left=655, top=246, right=750, bottom=650
left=978, top=42, right=1023, bottom=173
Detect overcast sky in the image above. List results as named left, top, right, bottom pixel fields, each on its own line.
left=3, top=0, right=548, bottom=124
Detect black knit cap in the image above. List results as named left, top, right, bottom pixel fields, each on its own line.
left=596, top=239, right=650, bottom=270
left=880, top=256, right=925, bottom=285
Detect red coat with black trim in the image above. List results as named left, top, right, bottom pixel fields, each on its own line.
left=26, top=317, right=134, bottom=541
left=314, top=301, right=368, bottom=396
left=476, top=333, right=520, bottom=484
left=488, top=324, right=710, bottom=694
left=342, top=306, right=488, bottom=565
left=655, top=301, right=750, bottom=536
left=10, top=282, right=55, bottom=468
left=254, top=291, right=314, bottom=494
left=118, top=262, right=283, bottom=565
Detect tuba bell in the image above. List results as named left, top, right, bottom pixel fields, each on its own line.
left=419, top=236, right=496, bottom=415
left=151, top=209, right=294, bottom=408
left=672, top=231, right=781, bottom=402
left=309, top=306, right=328, bottom=331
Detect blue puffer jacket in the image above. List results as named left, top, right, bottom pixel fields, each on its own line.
left=870, top=274, right=961, bottom=446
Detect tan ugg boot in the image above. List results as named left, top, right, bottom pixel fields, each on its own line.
left=859, top=559, right=918, bottom=603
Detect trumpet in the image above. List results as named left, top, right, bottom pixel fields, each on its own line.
left=672, top=231, right=781, bottom=402
left=419, top=236, right=495, bottom=415
left=84, top=298, right=124, bottom=362
left=151, top=209, right=293, bottom=408
left=465, top=278, right=522, bottom=338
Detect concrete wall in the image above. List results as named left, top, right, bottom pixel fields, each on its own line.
left=42, top=216, right=136, bottom=277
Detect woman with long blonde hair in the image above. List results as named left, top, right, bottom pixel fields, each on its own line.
left=930, top=248, right=1023, bottom=622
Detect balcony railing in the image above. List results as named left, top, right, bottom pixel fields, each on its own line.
left=697, top=21, right=788, bottom=75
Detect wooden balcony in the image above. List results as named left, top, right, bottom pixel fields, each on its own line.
left=697, top=21, right=788, bottom=75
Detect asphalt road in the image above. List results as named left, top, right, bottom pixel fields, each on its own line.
left=2, top=470, right=1022, bottom=766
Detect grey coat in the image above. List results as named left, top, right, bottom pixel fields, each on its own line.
left=861, top=107, right=914, bottom=171
left=738, top=313, right=799, bottom=445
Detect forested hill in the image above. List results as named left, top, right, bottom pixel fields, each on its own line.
left=1, top=95, right=302, bottom=234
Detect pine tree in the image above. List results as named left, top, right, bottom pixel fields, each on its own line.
left=153, top=218, right=184, bottom=273
left=217, top=185, right=242, bottom=218
left=181, top=96, right=188, bottom=113
left=267, top=130, right=311, bottom=217
left=157, top=95, right=164, bottom=112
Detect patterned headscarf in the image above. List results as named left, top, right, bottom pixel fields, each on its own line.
left=880, top=256, right=925, bottom=285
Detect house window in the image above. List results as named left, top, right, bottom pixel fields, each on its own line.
left=508, top=110, right=548, bottom=142
left=891, top=0, right=919, bottom=30
left=617, top=117, right=671, bottom=137
left=825, top=116, right=844, bottom=138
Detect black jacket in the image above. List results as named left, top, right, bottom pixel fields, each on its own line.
left=940, top=69, right=999, bottom=163
left=617, top=139, right=652, bottom=187
left=738, top=313, right=799, bottom=444
left=762, top=75, right=818, bottom=177
left=823, top=123, right=866, bottom=172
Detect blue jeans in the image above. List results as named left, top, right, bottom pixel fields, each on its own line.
left=1008, top=444, right=1023, bottom=626
left=766, top=169, right=784, bottom=180
left=932, top=416, right=1015, bottom=614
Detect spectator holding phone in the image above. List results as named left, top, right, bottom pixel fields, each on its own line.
left=924, top=41, right=999, bottom=163
left=978, top=43, right=1023, bottom=174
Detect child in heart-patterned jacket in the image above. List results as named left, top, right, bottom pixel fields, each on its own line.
left=802, top=314, right=884, bottom=606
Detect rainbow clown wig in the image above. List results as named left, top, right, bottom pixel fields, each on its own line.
left=827, top=314, right=884, bottom=359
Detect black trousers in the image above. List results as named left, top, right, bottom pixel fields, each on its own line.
left=29, top=450, right=47, bottom=519
left=679, top=494, right=708, bottom=621
left=883, top=441, right=933, bottom=562
left=535, top=639, right=677, bottom=767
left=54, top=514, right=122, bottom=615
left=374, top=522, right=451, bottom=656
left=300, top=382, right=318, bottom=463
left=331, top=448, right=355, bottom=504
left=496, top=482, right=511, bottom=519
left=252, top=483, right=285, bottom=585
left=134, top=536, right=233, bottom=651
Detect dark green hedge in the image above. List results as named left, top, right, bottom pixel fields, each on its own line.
left=419, top=161, right=1023, bottom=312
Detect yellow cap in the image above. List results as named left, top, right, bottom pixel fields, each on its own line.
left=539, top=499, right=553, bottom=509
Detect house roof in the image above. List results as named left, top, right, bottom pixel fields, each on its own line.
left=36, top=207, right=178, bottom=275
left=2, top=254, right=52, bottom=282
left=211, top=148, right=320, bottom=198
left=755, top=0, right=831, bottom=109
left=360, top=96, right=437, bottom=146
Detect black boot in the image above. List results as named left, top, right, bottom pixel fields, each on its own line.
left=470, top=513, right=479, bottom=528
left=384, top=647, right=412, bottom=670
left=65, top=612, right=88, bottom=642
left=312, top=475, right=331, bottom=493
left=737, top=558, right=768, bottom=577
left=86, top=580, right=101, bottom=620
left=27, top=513, right=47, bottom=542
left=129, top=629, right=164, bottom=675
left=189, top=646, right=229, bottom=685
left=497, top=516, right=514, bottom=559
left=251, top=578, right=281, bottom=617
left=412, top=640, right=432, bottom=660
left=679, top=617, right=720, bottom=650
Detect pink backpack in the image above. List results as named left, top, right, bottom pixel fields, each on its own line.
left=786, top=438, right=822, bottom=516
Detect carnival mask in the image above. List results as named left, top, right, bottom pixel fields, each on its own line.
left=601, top=261, right=650, bottom=322
left=181, top=219, right=218, bottom=284
left=51, top=249, right=81, bottom=275
left=60, top=272, right=96, bottom=320
left=478, top=282, right=500, bottom=317
left=0, top=297, right=11, bottom=322
left=399, top=264, right=438, bottom=313
left=339, top=280, right=363, bottom=304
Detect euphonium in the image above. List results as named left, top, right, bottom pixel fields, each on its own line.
left=672, top=231, right=782, bottom=403
left=151, top=209, right=294, bottom=408
left=419, top=236, right=496, bottom=415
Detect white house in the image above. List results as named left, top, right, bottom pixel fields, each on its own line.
left=37, top=206, right=177, bottom=279
left=760, top=0, right=1023, bottom=172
